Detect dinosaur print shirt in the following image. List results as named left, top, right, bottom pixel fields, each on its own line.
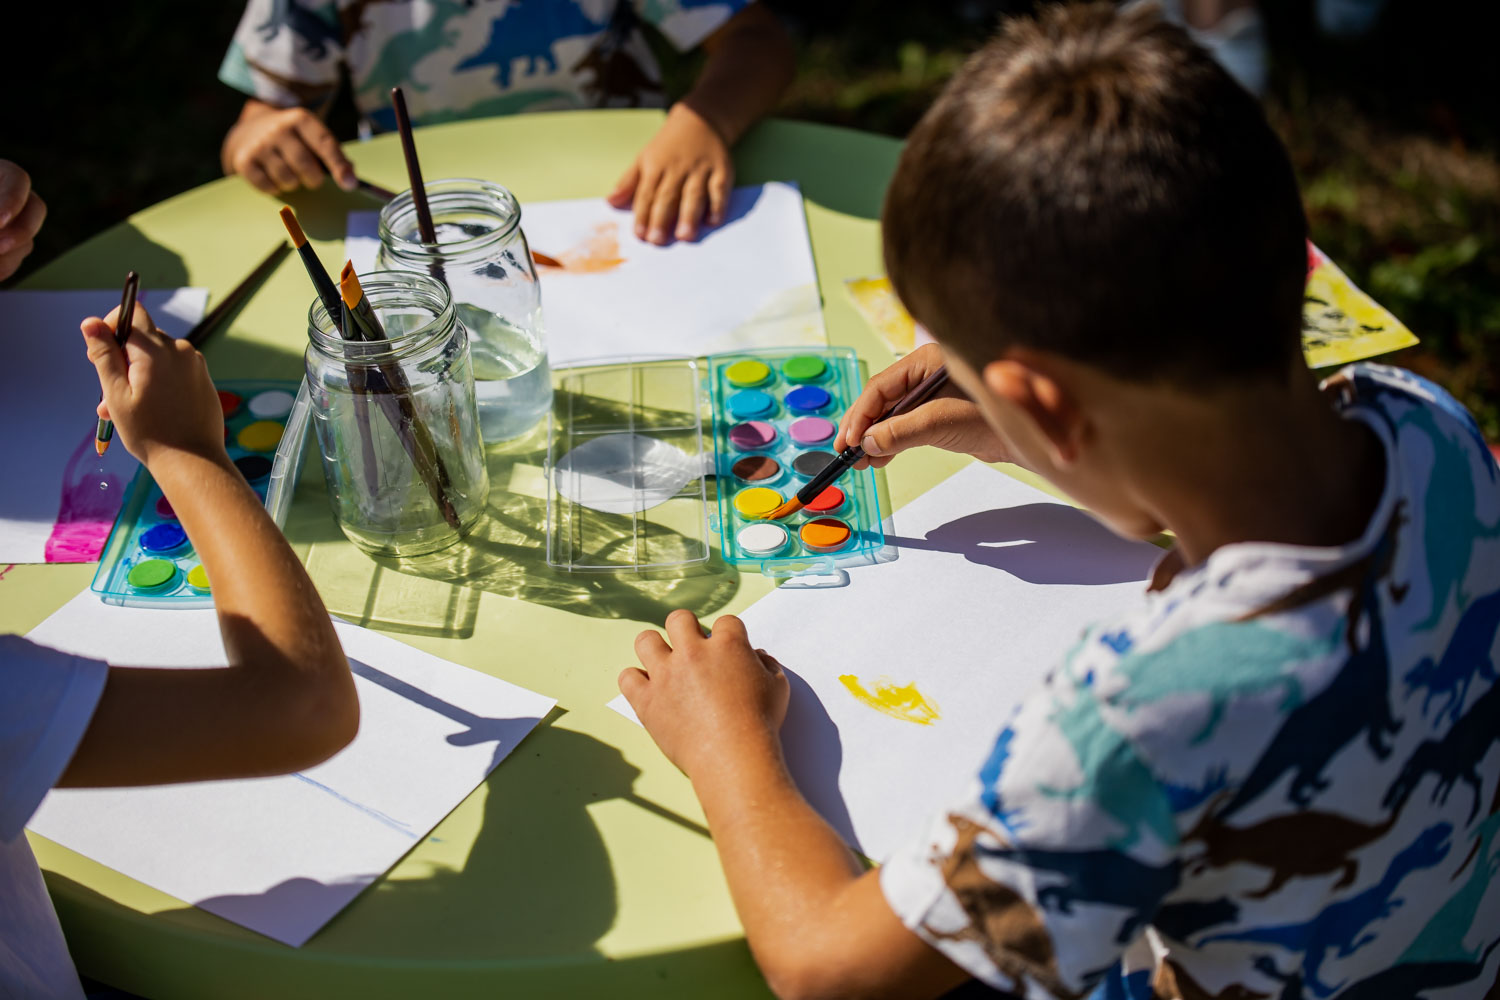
left=219, top=0, right=751, bottom=130
left=881, top=363, right=1500, bottom=1000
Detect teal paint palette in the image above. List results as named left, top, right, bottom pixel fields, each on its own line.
left=707, top=347, right=886, bottom=577
left=544, top=348, right=886, bottom=579
left=90, top=379, right=313, bottom=608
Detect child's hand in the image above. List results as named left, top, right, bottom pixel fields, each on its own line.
left=620, top=610, right=789, bottom=778
left=0, top=159, right=45, bottom=281
left=81, top=306, right=229, bottom=468
left=606, top=104, right=733, bottom=245
left=835, top=344, right=1015, bottom=469
left=222, top=100, right=357, bottom=195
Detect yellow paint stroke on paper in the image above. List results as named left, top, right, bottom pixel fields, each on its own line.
left=1302, top=243, right=1418, bottom=368
left=845, top=276, right=920, bottom=355
left=838, top=674, right=941, bottom=726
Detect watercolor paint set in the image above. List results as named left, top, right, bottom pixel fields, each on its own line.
left=90, top=379, right=313, bottom=608
left=545, top=347, right=884, bottom=578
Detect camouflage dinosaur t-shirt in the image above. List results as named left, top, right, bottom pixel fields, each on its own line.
left=881, top=363, right=1500, bottom=1000
left=219, top=0, right=751, bottom=130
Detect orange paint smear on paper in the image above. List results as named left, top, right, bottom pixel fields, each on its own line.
left=838, top=675, right=941, bottom=726
left=552, top=222, right=625, bottom=273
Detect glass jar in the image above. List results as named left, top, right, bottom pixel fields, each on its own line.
left=305, top=271, right=489, bottom=557
left=377, top=179, right=553, bottom=444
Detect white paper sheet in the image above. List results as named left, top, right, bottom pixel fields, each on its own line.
left=0, top=288, right=208, bottom=563
left=26, top=591, right=557, bottom=947
left=347, top=182, right=826, bottom=368
left=610, top=462, right=1163, bottom=861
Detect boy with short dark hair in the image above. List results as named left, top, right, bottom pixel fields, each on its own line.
left=617, top=5, right=1500, bottom=998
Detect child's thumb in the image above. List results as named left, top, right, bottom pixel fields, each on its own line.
left=81, top=317, right=128, bottom=395
left=860, top=398, right=969, bottom=458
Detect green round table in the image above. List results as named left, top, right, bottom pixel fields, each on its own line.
left=8, top=110, right=1004, bottom=998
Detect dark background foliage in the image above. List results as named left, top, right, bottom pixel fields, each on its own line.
left=5, top=0, right=1496, bottom=435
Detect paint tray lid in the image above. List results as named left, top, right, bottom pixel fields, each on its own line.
left=544, top=359, right=712, bottom=572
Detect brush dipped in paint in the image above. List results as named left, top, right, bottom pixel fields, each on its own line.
left=762, top=366, right=951, bottom=521
left=94, top=271, right=139, bottom=456
left=338, top=261, right=463, bottom=530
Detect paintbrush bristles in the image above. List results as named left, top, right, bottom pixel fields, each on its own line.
left=278, top=207, right=308, bottom=248
left=762, top=497, right=804, bottom=521
left=338, top=262, right=363, bottom=310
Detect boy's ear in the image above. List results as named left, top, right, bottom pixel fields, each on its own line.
left=981, top=358, right=1086, bottom=466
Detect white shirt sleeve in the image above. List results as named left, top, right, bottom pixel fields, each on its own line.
left=0, top=635, right=108, bottom=842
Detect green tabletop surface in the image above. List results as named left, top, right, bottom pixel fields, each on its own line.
left=8, top=110, right=1054, bottom=998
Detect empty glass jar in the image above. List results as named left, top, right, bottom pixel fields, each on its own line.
left=304, top=271, right=489, bottom=557
left=377, top=179, right=553, bottom=443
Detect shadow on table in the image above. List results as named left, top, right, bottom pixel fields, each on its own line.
left=49, top=717, right=765, bottom=999
left=27, top=222, right=190, bottom=292
left=299, top=388, right=743, bottom=638
left=885, top=503, right=1159, bottom=586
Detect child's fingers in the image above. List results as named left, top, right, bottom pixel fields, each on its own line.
left=835, top=350, right=942, bottom=452
left=707, top=166, right=731, bottom=226
left=261, top=148, right=301, bottom=193
left=102, top=302, right=159, bottom=338
left=634, top=627, right=672, bottom=668
left=709, top=614, right=749, bottom=645
left=296, top=116, right=356, bottom=191
left=606, top=162, right=640, bottom=209
left=663, top=607, right=707, bottom=647
left=630, top=165, right=661, bottom=240
left=279, top=136, right=328, bottom=190
left=646, top=172, right=686, bottom=245
left=97, top=400, right=110, bottom=420
left=859, top=396, right=976, bottom=458
left=676, top=173, right=707, bottom=241
left=0, top=192, right=46, bottom=254
left=0, top=160, right=31, bottom=228
left=240, top=159, right=277, bottom=195
left=80, top=317, right=129, bottom=396
left=754, top=648, right=786, bottom=676
left=618, top=666, right=650, bottom=703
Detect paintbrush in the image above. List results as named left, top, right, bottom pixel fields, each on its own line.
left=339, top=262, right=463, bottom=530
left=94, top=271, right=139, bottom=456
left=355, top=177, right=397, bottom=203
left=279, top=207, right=384, bottom=494
left=280, top=208, right=343, bottom=320
left=762, top=366, right=951, bottom=521
left=389, top=87, right=444, bottom=275
left=186, top=242, right=291, bottom=349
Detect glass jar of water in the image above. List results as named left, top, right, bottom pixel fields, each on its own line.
left=376, top=179, right=553, bottom=443
left=305, top=271, right=489, bottom=557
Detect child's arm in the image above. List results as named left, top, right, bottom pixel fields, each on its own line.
left=221, top=98, right=357, bottom=195
left=834, top=344, right=1019, bottom=471
left=56, top=306, right=356, bottom=786
left=607, top=3, right=795, bottom=244
left=620, top=611, right=976, bottom=1000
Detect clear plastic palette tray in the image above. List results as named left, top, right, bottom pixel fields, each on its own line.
left=544, top=348, right=885, bottom=579
left=90, top=378, right=314, bottom=608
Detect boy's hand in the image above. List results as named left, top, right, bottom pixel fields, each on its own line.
left=222, top=100, right=357, bottom=195
left=81, top=306, right=229, bottom=468
left=620, top=610, right=789, bottom=778
left=0, top=160, right=46, bottom=281
left=835, top=344, right=1015, bottom=469
left=607, top=103, right=733, bottom=245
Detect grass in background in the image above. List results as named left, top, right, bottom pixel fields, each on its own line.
left=9, top=0, right=1496, bottom=437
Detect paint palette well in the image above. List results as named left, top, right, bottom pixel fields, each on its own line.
left=90, top=379, right=312, bottom=608
left=707, top=347, right=885, bottom=576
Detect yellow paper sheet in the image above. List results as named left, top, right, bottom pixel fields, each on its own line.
left=1302, top=243, right=1419, bottom=369
left=845, top=243, right=1419, bottom=368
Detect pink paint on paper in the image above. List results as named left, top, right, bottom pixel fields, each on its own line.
left=43, top=432, right=125, bottom=563
left=0, top=564, right=13, bottom=581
